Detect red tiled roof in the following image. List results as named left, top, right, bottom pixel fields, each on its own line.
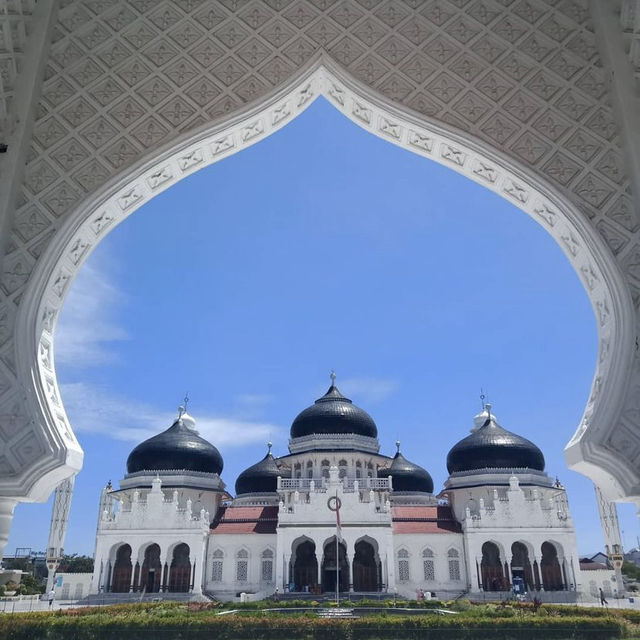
left=210, top=505, right=278, bottom=534
left=580, top=562, right=609, bottom=571
left=391, top=505, right=461, bottom=534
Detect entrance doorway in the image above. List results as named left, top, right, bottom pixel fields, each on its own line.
left=511, top=542, right=534, bottom=591
left=541, top=542, right=565, bottom=591
left=169, top=543, right=191, bottom=593
left=322, top=537, right=349, bottom=593
left=141, top=543, right=161, bottom=593
left=481, top=541, right=506, bottom=591
left=111, top=544, right=132, bottom=593
left=353, top=539, right=380, bottom=591
left=292, top=539, right=318, bottom=592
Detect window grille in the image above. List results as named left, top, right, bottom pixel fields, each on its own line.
left=212, top=561, right=223, bottom=582
left=423, top=560, right=435, bottom=581
left=236, top=560, right=248, bottom=582
left=448, top=559, right=461, bottom=581
left=398, top=549, right=410, bottom=582
left=262, top=560, right=273, bottom=582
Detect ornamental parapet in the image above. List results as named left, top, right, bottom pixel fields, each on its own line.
left=464, top=476, right=573, bottom=530
left=99, top=477, right=210, bottom=532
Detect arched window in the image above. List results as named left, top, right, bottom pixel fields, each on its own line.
left=261, top=549, right=274, bottom=583
left=212, top=549, right=223, bottom=582
left=603, top=579, right=612, bottom=597
left=236, top=549, right=249, bottom=582
left=397, top=549, right=410, bottom=582
left=306, top=460, right=313, bottom=478
left=423, top=548, right=435, bottom=581
left=355, top=461, right=362, bottom=479
left=294, top=463, right=301, bottom=478
left=448, top=549, right=461, bottom=581
left=321, top=460, right=330, bottom=479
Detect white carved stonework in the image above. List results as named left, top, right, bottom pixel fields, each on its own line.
left=0, top=0, right=639, bottom=557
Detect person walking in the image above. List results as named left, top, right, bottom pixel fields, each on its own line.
left=48, top=589, right=55, bottom=609
left=599, top=587, right=608, bottom=607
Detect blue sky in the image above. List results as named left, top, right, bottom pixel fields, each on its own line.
left=8, top=98, right=638, bottom=557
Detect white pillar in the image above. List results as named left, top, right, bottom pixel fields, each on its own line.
left=534, top=554, right=543, bottom=590
left=129, top=545, right=139, bottom=592
left=0, top=499, right=17, bottom=560
left=192, top=556, right=203, bottom=594
left=474, top=556, right=482, bottom=591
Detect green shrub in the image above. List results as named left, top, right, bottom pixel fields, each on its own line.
left=0, top=604, right=630, bottom=640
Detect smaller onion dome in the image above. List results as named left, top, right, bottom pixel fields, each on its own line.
left=290, top=373, right=378, bottom=439
left=127, top=408, right=223, bottom=475
left=235, top=443, right=282, bottom=495
left=446, top=404, right=545, bottom=474
left=379, top=441, right=434, bottom=493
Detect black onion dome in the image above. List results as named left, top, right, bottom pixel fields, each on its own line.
left=290, top=384, right=378, bottom=438
left=127, top=418, right=223, bottom=475
left=235, top=446, right=282, bottom=495
left=446, top=410, right=545, bottom=474
left=379, top=444, right=434, bottom=493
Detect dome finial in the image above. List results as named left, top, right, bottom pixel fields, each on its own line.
left=396, top=440, right=401, bottom=453
left=178, top=392, right=190, bottom=419
left=480, top=388, right=486, bottom=410
left=178, top=391, right=189, bottom=420
left=330, top=369, right=336, bottom=386
left=485, top=403, right=492, bottom=420
left=267, top=441, right=272, bottom=454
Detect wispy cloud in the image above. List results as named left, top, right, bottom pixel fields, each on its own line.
left=55, top=261, right=128, bottom=369
left=337, top=377, right=400, bottom=404
left=235, top=393, right=274, bottom=408
left=60, top=382, right=283, bottom=447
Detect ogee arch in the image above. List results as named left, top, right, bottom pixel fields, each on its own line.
left=14, top=56, right=636, bottom=514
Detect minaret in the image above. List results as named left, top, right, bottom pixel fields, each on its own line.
left=45, top=477, right=75, bottom=593
left=594, top=484, right=624, bottom=594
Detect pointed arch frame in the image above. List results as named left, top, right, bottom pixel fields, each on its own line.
left=15, top=54, right=635, bottom=502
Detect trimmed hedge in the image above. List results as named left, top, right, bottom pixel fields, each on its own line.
left=0, top=610, right=628, bottom=640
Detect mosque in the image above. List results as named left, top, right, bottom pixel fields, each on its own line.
left=89, top=376, right=603, bottom=602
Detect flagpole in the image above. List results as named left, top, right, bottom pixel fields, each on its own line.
left=336, top=490, right=339, bottom=606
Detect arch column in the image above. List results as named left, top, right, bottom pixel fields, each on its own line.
left=534, top=554, right=543, bottom=591
left=504, top=555, right=512, bottom=589
left=191, top=558, right=202, bottom=594
left=474, top=556, right=482, bottom=591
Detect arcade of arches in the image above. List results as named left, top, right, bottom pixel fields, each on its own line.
left=107, top=542, right=193, bottom=594
left=289, top=537, right=381, bottom=593
left=480, top=541, right=569, bottom=592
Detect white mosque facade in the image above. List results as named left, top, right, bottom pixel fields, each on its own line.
left=89, top=381, right=610, bottom=602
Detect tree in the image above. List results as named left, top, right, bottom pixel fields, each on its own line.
left=622, top=561, right=640, bottom=582
left=58, top=554, right=94, bottom=573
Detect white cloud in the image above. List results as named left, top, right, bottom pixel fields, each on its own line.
left=337, top=377, right=399, bottom=404
left=235, top=393, right=274, bottom=408
left=59, top=382, right=283, bottom=447
left=55, top=261, right=128, bottom=369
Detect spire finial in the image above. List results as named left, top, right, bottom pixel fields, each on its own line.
left=480, top=388, right=486, bottom=410
left=178, top=392, right=189, bottom=419
left=396, top=440, right=401, bottom=453
left=330, top=370, right=336, bottom=386
left=485, top=402, right=492, bottom=419
left=267, top=441, right=272, bottom=454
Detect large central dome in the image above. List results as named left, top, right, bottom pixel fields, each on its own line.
left=290, top=383, right=378, bottom=439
